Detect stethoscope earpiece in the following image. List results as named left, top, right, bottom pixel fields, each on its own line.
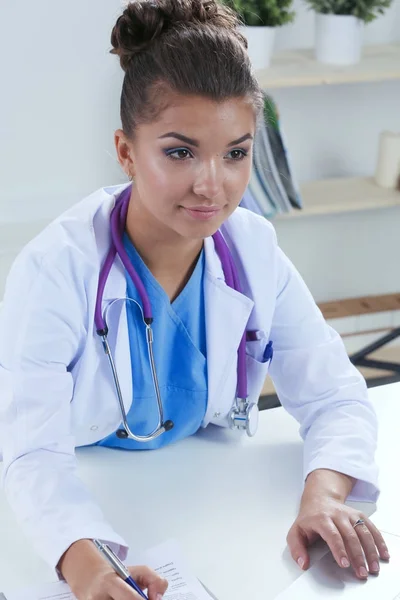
left=116, top=429, right=129, bottom=439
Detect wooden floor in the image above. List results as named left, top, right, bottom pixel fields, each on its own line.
left=260, top=345, right=400, bottom=399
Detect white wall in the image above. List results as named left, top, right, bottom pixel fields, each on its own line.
left=0, top=0, right=127, bottom=223
left=0, top=0, right=400, bottom=302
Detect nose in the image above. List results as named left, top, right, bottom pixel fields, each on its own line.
left=192, top=159, right=224, bottom=200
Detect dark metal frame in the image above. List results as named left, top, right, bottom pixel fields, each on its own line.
left=258, top=326, right=400, bottom=412
left=349, top=326, right=400, bottom=381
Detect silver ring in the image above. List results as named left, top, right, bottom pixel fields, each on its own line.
left=353, top=518, right=365, bottom=529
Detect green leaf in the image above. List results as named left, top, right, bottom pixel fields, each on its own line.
left=301, top=0, right=394, bottom=22
left=223, top=0, right=296, bottom=27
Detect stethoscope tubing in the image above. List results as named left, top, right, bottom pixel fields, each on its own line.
left=94, top=186, right=251, bottom=441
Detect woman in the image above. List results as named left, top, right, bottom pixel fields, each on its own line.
left=0, top=1, right=389, bottom=598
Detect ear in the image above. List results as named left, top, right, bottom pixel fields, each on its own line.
left=114, top=129, right=136, bottom=178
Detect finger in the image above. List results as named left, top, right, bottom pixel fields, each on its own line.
left=286, top=525, right=311, bottom=570
left=353, top=522, right=381, bottom=575
left=128, top=565, right=168, bottom=599
left=365, top=518, right=391, bottom=561
left=315, top=519, right=351, bottom=571
left=112, top=576, right=146, bottom=599
left=336, top=520, right=369, bottom=580
left=147, top=577, right=169, bottom=600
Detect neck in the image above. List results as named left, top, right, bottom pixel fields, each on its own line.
left=125, top=188, right=204, bottom=297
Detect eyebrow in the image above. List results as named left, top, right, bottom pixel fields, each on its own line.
left=158, top=132, right=253, bottom=147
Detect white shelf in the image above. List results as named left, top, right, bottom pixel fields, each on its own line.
left=256, top=43, right=400, bottom=89
left=275, top=176, right=400, bottom=220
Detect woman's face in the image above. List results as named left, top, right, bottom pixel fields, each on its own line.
left=116, top=92, right=256, bottom=241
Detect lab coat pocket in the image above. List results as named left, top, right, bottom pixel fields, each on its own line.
left=245, top=338, right=273, bottom=404
left=245, top=353, right=270, bottom=405
left=245, top=332, right=273, bottom=364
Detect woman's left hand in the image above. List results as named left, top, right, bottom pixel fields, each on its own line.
left=286, top=473, right=390, bottom=580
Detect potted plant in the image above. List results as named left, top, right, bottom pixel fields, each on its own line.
left=223, top=0, right=296, bottom=70
left=303, top=0, right=394, bottom=65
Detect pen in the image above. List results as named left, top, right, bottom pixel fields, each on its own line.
left=93, top=539, right=148, bottom=599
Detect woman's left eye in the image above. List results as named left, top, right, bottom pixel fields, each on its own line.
left=227, top=149, right=248, bottom=161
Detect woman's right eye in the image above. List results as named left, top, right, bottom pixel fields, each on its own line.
left=165, top=148, right=193, bottom=160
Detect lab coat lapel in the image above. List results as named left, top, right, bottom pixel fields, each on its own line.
left=203, top=236, right=254, bottom=424
left=96, top=198, right=254, bottom=423
left=100, top=203, right=133, bottom=416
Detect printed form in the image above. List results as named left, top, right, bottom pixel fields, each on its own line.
left=1, top=539, right=217, bottom=600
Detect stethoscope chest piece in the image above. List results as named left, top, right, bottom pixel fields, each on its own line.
left=229, top=399, right=259, bottom=437
left=246, top=402, right=259, bottom=437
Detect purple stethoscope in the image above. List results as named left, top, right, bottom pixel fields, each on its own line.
left=94, top=186, right=259, bottom=442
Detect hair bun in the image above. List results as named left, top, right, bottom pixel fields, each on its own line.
left=111, top=0, right=240, bottom=71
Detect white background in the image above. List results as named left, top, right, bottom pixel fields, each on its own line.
left=0, top=0, right=399, bottom=303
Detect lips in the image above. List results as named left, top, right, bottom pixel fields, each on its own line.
left=182, top=206, right=222, bottom=221
left=184, top=206, right=220, bottom=212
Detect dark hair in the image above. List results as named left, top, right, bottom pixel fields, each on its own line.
left=110, top=0, right=264, bottom=137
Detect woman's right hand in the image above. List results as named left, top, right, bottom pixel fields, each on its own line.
left=58, top=539, right=168, bottom=600
left=74, top=564, right=168, bottom=599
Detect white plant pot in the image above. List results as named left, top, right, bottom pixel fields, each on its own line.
left=241, top=26, right=276, bottom=70
left=315, top=14, right=364, bottom=66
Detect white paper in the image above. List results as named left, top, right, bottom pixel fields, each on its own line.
left=129, top=539, right=216, bottom=600
left=1, top=539, right=216, bottom=600
left=1, top=581, right=74, bottom=600
left=273, top=531, right=400, bottom=599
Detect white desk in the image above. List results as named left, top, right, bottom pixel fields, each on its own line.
left=0, top=382, right=398, bottom=599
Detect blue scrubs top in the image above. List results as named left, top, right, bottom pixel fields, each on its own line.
left=96, top=233, right=208, bottom=450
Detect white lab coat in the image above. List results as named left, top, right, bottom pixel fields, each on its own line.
left=0, top=183, right=379, bottom=571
